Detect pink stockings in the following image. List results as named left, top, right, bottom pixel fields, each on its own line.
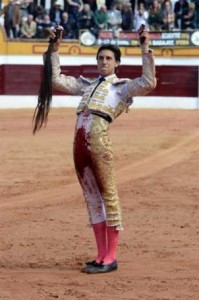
left=92, top=221, right=119, bottom=265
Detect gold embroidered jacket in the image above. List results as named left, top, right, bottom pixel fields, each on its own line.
left=51, top=51, right=156, bottom=121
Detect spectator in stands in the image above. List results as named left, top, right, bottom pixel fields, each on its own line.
left=20, top=0, right=32, bottom=22
left=66, top=0, right=83, bottom=16
left=134, top=3, right=149, bottom=31
left=49, top=0, right=64, bottom=25
left=161, top=0, right=174, bottom=30
left=79, top=3, right=95, bottom=31
left=145, top=0, right=154, bottom=10
left=32, top=4, right=46, bottom=22
left=193, top=0, right=199, bottom=28
left=20, top=13, right=37, bottom=38
left=174, top=0, right=189, bottom=29
left=19, top=0, right=35, bottom=36
left=36, top=14, right=55, bottom=38
left=107, top=3, right=122, bottom=31
left=114, top=1, right=122, bottom=12
left=121, top=2, right=134, bottom=31
left=115, top=0, right=132, bottom=7
left=1, top=0, right=21, bottom=38
left=93, top=4, right=108, bottom=37
left=60, top=11, right=77, bottom=39
left=183, top=2, right=196, bottom=29
left=83, top=0, right=97, bottom=11
left=129, top=0, right=146, bottom=12
left=148, top=0, right=163, bottom=30
left=66, top=0, right=83, bottom=38
left=25, top=0, right=36, bottom=15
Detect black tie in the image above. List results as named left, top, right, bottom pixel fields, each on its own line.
left=90, top=77, right=105, bottom=97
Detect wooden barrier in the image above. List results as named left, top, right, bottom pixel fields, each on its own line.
left=0, top=64, right=197, bottom=97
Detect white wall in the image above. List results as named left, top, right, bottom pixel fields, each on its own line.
left=0, top=95, right=198, bottom=109
left=0, top=55, right=198, bottom=66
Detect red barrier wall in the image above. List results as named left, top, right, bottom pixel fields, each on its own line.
left=0, top=65, right=198, bottom=97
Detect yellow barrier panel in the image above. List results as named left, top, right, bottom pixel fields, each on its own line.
left=0, top=26, right=199, bottom=57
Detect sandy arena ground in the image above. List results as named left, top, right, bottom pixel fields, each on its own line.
left=0, top=108, right=199, bottom=300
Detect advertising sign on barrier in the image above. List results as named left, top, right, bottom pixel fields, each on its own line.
left=80, top=30, right=199, bottom=47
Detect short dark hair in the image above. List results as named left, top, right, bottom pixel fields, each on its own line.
left=96, top=44, right=121, bottom=63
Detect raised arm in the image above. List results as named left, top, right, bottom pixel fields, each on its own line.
left=49, top=27, right=82, bottom=95
left=32, top=26, right=81, bottom=134
left=124, top=25, right=157, bottom=98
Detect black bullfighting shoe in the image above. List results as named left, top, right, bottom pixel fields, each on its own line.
left=81, top=260, right=118, bottom=274
left=85, top=260, right=103, bottom=267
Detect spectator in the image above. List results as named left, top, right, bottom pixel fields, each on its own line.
left=79, top=3, right=95, bottom=31
left=66, top=0, right=83, bottom=38
left=114, top=0, right=124, bottom=11
left=145, top=0, right=154, bottom=10
left=129, top=0, right=135, bottom=12
left=129, top=0, right=146, bottom=12
left=60, top=11, right=77, bottom=38
left=20, top=0, right=32, bottom=22
left=36, top=14, right=55, bottom=38
left=174, top=0, right=189, bottom=29
left=83, top=0, right=97, bottom=11
left=49, top=0, right=64, bottom=25
left=161, top=0, right=174, bottom=30
left=66, top=0, right=83, bottom=17
left=19, top=0, right=35, bottom=35
left=148, top=0, right=163, bottom=30
left=192, top=0, right=199, bottom=28
left=115, top=0, right=132, bottom=7
left=20, top=13, right=37, bottom=38
left=93, top=4, right=108, bottom=37
left=107, top=3, right=122, bottom=31
left=25, top=0, right=36, bottom=15
left=183, top=2, right=196, bottom=29
left=1, top=0, right=21, bottom=38
left=134, top=3, right=148, bottom=30
left=121, top=2, right=134, bottom=31
left=32, top=4, right=46, bottom=22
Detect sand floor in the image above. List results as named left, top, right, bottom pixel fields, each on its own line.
left=0, top=108, right=199, bottom=300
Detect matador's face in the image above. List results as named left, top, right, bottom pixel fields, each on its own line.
left=97, top=50, right=119, bottom=77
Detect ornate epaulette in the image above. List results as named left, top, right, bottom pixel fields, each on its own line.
left=79, top=76, right=98, bottom=84
left=112, top=78, right=131, bottom=85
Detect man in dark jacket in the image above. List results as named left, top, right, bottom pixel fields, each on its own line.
left=174, top=0, right=189, bottom=29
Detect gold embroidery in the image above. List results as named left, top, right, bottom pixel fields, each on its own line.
left=92, top=95, right=106, bottom=103
left=87, top=101, right=128, bottom=119
left=89, top=115, right=122, bottom=228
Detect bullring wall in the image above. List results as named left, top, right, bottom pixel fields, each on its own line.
left=0, top=64, right=198, bottom=97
